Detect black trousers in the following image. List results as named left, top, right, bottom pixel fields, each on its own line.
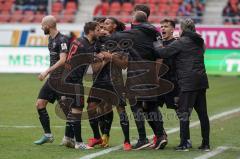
left=177, top=89, right=210, bottom=145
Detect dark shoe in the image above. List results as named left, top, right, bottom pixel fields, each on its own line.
left=154, top=135, right=168, bottom=150
left=133, top=138, right=151, bottom=150
left=198, top=144, right=210, bottom=152
left=186, top=139, right=192, bottom=149
left=175, top=144, right=189, bottom=151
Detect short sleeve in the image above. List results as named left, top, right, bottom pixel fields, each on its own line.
left=59, top=36, right=69, bottom=54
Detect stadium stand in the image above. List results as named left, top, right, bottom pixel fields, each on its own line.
left=222, top=0, right=240, bottom=25
left=0, top=0, right=78, bottom=23
left=93, top=0, right=206, bottom=23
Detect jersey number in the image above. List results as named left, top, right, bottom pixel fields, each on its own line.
left=67, top=44, right=78, bottom=61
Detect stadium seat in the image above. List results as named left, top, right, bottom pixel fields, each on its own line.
left=148, top=16, right=160, bottom=23
left=159, top=0, right=168, bottom=4
left=52, top=12, right=61, bottom=22
left=135, top=0, right=148, bottom=4
left=158, top=4, right=170, bottom=13
left=21, top=10, right=34, bottom=23
left=109, top=2, right=121, bottom=15
left=173, top=0, right=183, bottom=4
left=61, top=12, right=75, bottom=23
left=149, top=0, right=159, bottom=4
left=122, top=2, right=133, bottom=14
left=66, top=1, right=77, bottom=13
left=120, top=16, right=131, bottom=23
left=1, top=2, right=13, bottom=12
left=230, top=0, right=238, bottom=4
left=101, top=2, right=110, bottom=15
left=171, top=4, right=179, bottom=12
left=149, top=4, right=157, bottom=15
left=0, top=11, right=10, bottom=23
left=52, top=2, right=63, bottom=13
left=33, top=12, right=45, bottom=23
left=9, top=10, right=23, bottom=23
left=168, top=11, right=177, bottom=18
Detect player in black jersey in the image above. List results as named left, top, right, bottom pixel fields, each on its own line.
left=61, top=21, right=100, bottom=150
left=152, top=19, right=192, bottom=149
left=34, top=15, right=69, bottom=145
left=97, top=17, right=131, bottom=150
left=150, top=18, right=179, bottom=147
left=87, top=18, right=127, bottom=149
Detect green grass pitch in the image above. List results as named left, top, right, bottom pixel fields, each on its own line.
left=0, top=74, right=240, bottom=159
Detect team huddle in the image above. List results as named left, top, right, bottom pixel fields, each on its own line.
left=34, top=4, right=210, bottom=152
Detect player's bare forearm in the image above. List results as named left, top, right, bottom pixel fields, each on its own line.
left=47, top=53, right=67, bottom=74
left=38, top=53, right=67, bottom=81
left=112, top=53, right=128, bottom=69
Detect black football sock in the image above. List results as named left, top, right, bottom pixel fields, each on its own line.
left=65, top=121, right=74, bottom=138
left=152, top=109, right=164, bottom=138
left=89, top=118, right=101, bottom=139
left=131, top=104, right=146, bottom=140
left=98, top=115, right=105, bottom=135
left=72, top=120, right=82, bottom=142
left=38, top=108, right=51, bottom=134
left=144, top=105, right=164, bottom=138
left=103, top=111, right=113, bottom=136
left=119, top=111, right=130, bottom=143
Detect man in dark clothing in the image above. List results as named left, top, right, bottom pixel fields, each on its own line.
left=61, top=21, right=99, bottom=150
left=97, top=17, right=131, bottom=151
left=152, top=18, right=192, bottom=149
left=154, top=18, right=210, bottom=151
left=109, top=11, right=169, bottom=150
left=86, top=18, right=131, bottom=150
left=133, top=4, right=171, bottom=149
left=34, top=15, right=69, bottom=145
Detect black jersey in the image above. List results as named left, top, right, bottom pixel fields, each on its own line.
left=162, top=38, right=177, bottom=82
left=66, top=36, right=96, bottom=84
left=92, top=36, right=112, bottom=85
left=48, top=32, right=69, bottom=77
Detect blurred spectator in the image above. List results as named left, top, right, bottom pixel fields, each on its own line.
left=222, top=0, right=239, bottom=24
left=15, top=0, right=47, bottom=12
left=63, top=0, right=79, bottom=9
left=177, top=2, right=191, bottom=16
left=177, top=0, right=204, bottom=23
left=68, top=32, right=77, bottom=44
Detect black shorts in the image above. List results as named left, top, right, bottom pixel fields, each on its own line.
left=87, top=83, right=126, bottom=107
left=65, top=94, right=84, bottom=108
left=38, top=80, right=61, bottom=104
left=158, top=81, right=179, bottom=109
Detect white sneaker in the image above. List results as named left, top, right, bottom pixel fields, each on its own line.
left=75, top=142, right=93, bottom=150
left=60, top=136, right=75, bottom=148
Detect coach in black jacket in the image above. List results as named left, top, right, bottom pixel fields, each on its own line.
left=154, top=19, right=210, bottom=151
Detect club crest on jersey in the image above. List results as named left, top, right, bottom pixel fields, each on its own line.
left=61, top=43, right=68, bottom=50
left=53, top=42, right=56, bottom=48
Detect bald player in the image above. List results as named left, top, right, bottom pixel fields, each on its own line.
left=34, top=15, right=69, bottom=145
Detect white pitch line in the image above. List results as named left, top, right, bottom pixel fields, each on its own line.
left=79, top=107, right=240, bottom=159
left=194, top=146, right=230, bottom=159
left=0, top=125, right=171, bottom=130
